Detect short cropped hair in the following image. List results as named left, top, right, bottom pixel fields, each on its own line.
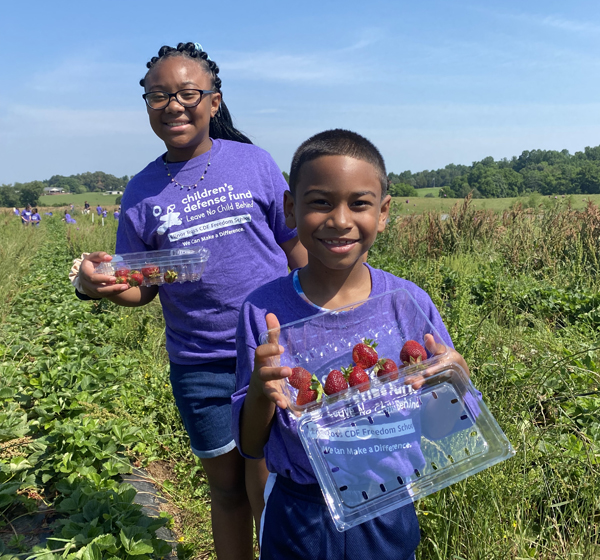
left=288, top=129, right=388, bottom=197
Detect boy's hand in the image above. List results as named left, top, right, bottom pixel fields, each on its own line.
left=250, top=313, right=291, bottom=410
left=404, top=334, right=470, bottom=390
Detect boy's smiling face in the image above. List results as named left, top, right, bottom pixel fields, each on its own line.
left=285, top=155, right=391, bottom=273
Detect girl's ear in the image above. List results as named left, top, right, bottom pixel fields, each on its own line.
left=210, top=92, right=222, bottom=118
left=377, top=194, right=392, bottom=233
left=284, top=190, right=297, bottom=229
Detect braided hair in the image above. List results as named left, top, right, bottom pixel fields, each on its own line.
left=140, top=42, right=252, bottom=144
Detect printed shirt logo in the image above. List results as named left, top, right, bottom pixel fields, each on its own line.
left=154, top=183, right=255, bottom=241
left=154, top=204, right=182, bottom=235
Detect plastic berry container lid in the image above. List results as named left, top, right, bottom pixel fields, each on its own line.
left=94, top=247, right=210, bottom=287
left=259, top=288, right=514, bottom=531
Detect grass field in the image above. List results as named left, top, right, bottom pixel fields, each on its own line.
left=22, top=191, right=600, bottom=216
left=38, top=192, right=123, bottom=208
left=0, top=198, right=599, bottom=559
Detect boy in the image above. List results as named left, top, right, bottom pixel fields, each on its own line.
left=232, top=129, right=470, bottom=559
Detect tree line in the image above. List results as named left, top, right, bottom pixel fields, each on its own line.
left=388, top=145, right=600, bottom=198
left=0, top=172, right=128, bottom=207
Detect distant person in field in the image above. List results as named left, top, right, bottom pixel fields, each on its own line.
left=63, top=210, right=77, bottom=224
left=84, top=201, right=90, bottom=215
left=96, top=204, right=102, bottom=216
left=113, top=208, right=120, bottom=220
left=31, top=208, right=41, bottom=226
left=73, top=41, right=306, bottom=560
left=21, top=205, right=32, bottom=225
left=102, top=209, right=108, bottom=218
left=13, top=207, right=19, bottom=217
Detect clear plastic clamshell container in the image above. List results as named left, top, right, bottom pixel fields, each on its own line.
left=94, top=247, right=210, bottom=287
left=259, top=288, right=514, bottom=532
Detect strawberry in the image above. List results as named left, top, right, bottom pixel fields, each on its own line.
left=296, top=378, right=323, bottom=406
left=142, top=265, right=160, bottom=279
left=399, top=340, right=427, bottom=367
left=128, top=270, right=144, bottom=287
left=352, top=339, right=379, bottom=369
left=115, top=275, right=128, bottom=285
left=164, top=269, right=179, bottom=284
left=324, top=369, right=349, bottom=396
left=375, top=358, right=399, bottom=380
left=289, top=367, right=312, bottom=390
left=115, top=267, right=130, bottom=278
left=343, top=364, right=370, bottom=392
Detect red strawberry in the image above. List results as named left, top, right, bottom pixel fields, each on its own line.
left=141, top=265, right=160, bottom=279
left=343, top=364, right=370, bottom=392
left=375, top=358, right=399, bottom=380
left=352, top=339, right=379, bottom=369
left=399, top=340, right=427, bottom=367
left=164, top=269, right=179, bottom=284
left=296, top=378, right=323, bottom=406
left=289, top=367, right=312, bottom=390
left=324, top=369, right=349, bottom=396
left=128, top=270, right=144, bottom=287
left=115, top=267, right=130, bottom=277
left=115, top=275, right=128, bottom=285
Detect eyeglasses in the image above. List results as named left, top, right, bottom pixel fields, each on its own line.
left=142, top=89, right=215, bottom=110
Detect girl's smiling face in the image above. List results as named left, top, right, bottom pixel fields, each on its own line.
left=144, top=56, right=221, bottom=161
left=285, top=155, right=390, bottom=273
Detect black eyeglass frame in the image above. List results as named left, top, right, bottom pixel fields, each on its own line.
left=142, top=89, right=216, bottom=110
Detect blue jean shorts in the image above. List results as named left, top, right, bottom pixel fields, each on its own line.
left=169, top=358, right=238, bottom=459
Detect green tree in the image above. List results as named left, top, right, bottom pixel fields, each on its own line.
left=18, top=181, right=45, bottom=206
left=389, top=183, right=418, bottom=197
left=0, top=185, right=20, bottom=207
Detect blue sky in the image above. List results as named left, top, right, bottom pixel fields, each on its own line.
left=2, top=0, right=600, bottom=184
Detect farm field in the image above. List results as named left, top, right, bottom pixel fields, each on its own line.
left=16, top=191, right=600, bottom=217
left=38, top=192, right=123, bottom=209
left=1, top=199, right=599, bottom=559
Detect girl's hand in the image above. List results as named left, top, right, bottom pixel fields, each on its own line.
left=77, top=252, right=130, bottom=299
left=250, top=313, right=291, bottom=410
left=404, top=334, right=470, bottom=390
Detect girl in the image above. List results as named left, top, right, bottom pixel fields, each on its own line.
left=76, top=42, right=306, bottom=560
left=21, top=205, right=32, bottom=225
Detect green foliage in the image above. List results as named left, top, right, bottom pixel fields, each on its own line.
left=391, top=144, right=600, bottom=198
left=0, top=221, right=175, bottom=559
left=389, top=183, right=418, bottom=197
left=2, top=200, right=599, bottom=559
left=369, top=198, right=600, bottom=559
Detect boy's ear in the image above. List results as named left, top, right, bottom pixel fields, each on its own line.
left=284, top=190, right=297, bottom=229
left=378, top=194, right=392, bottom=233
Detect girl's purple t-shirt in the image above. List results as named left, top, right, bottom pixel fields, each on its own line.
left=116, top=139, right=296, bottom=365
left=232, top=265, right=455, bottom=485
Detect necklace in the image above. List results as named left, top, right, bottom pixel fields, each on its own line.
left=163, top=142, right=212, bottom=190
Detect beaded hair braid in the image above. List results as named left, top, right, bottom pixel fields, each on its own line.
left=140, top=42, right=252, bottom=144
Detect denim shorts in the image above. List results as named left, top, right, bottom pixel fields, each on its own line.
left=169, top=358, right=238, bottom=459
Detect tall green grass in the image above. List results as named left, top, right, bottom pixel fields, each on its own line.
left=0, top=216, right=47, bottom=319
left=370, top=197, right=600, bottom=559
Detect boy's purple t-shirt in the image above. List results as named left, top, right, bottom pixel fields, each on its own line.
left=31, top=213, right=41, bottom=223
left=96, top=206, right=102, bottom=215
left=116, top=139, right=296, bottom=365
left=232, top=264, right=455, bottom=485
